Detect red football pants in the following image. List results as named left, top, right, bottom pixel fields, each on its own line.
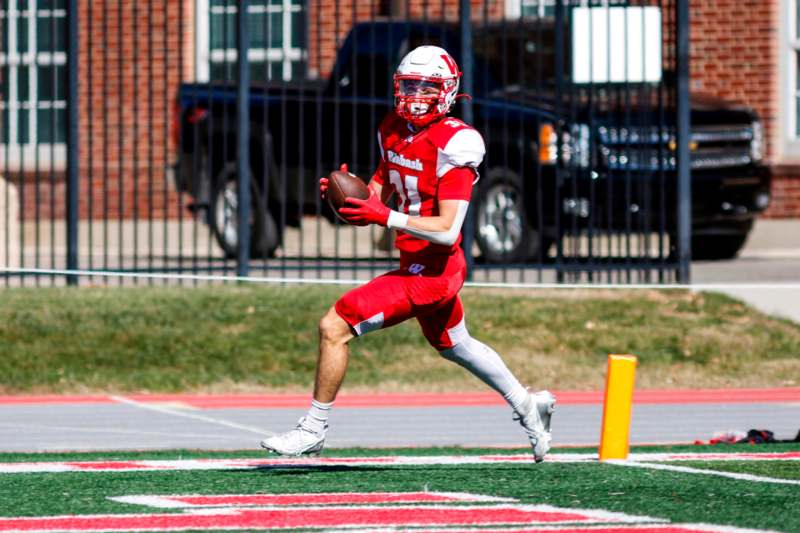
left=335, top=249, right=467, bottom=350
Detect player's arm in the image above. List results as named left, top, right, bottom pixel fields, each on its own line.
left=388, top=198, right=468, bottom=246
left=340, top=166, right=473, bottom=245
left=385, top=165, right=473, bottom=246
left=391, top=127, right=483, bottom=244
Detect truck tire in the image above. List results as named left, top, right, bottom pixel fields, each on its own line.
left=475, top=167, right=551, bottom=263
left=210, top=163, right=280, bottom=259
left=691, top=232, right=750, bottom=260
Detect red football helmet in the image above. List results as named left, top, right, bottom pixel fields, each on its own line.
left=393, top=45, right=461, bottom=127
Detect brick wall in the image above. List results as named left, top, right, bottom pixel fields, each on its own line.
left=16, top=0, right=497, bottom=222
left=11, top=0, right=799, bottom=221
left=75, top=0, right=193, bottom=221
left=689, top=0, right=777, bottom=157
left=306, top=0, right=382, bottom=80
left=13, top=0, right=193, bottom=222
left=689, top=0, right=800, bottom=218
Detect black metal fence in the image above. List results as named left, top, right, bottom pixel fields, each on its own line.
left=0, top=0, right=695, bottom=286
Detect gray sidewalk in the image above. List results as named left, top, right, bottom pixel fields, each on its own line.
left=1, top=401, right=797, bottom=452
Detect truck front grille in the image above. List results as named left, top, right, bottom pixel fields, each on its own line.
left=598, top=124, right=754, bottom=171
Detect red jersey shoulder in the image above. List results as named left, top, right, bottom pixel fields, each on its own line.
left=426, top=117, right=476, bottom=148
left=428, top=119, right=486, bottom=178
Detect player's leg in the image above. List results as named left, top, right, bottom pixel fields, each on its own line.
left=262, top=270, right=413, bottom=456
left=418, top=297, right=556, bottom=462
left=260, top=305, right=361, bottom=457
left=314, top=305, right=355, bottom=403
left=418, top=296, right=528, bottom=407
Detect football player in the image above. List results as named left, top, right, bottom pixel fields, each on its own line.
left=261, top=46, right=556, bottom=461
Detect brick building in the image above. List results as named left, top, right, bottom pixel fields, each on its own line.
left=1, top=0, right=799, bottom=221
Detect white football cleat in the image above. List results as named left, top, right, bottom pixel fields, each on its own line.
left=260, top=417, right=326, bottom=457
left=514, top=390, right=556, bottom=463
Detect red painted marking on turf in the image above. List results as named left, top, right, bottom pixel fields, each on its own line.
left=0, top=506, right=615, bottom=531
left=172, top=492, right=490, bottom=506
left=65, top=461, right=153, bottom=471
left=1, top=388, right=797, bottom=408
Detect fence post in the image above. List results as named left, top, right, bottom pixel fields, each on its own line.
left=676, top=0, right=691, bottom=283
left=554, top=0, right=565, bottom=283
left=236, top=0, right=251, bottom=278
left=459, top=0, right=475, bottom=279
left=66, top=0, right=79, bottom=286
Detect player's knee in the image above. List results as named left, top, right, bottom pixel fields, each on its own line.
left=439, top=345, right=459, bottom=361
left=319, top=308, right=351, bottom=345
left=438, top=322, right=472, bottom=363
left=435, top=320, right=472, bottom=360
left=439, top=338, right=471, bottom=363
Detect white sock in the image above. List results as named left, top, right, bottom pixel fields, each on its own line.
left=302, top=399, right=333, bottom=434
left=508, top=390, right=533, bottom=415
left=440, top=335, right=530, bottom=414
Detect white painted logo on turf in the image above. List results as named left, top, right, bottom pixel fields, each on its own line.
left=0, top=491, right=780, bottom=532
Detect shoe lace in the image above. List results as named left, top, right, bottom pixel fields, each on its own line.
left=295, top=416, right=326, bottom=437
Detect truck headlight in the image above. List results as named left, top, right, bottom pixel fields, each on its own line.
left=538, top=122, right=590, bottom=168
left=539, top=123, right=558, bottom=164
left=750, top=120, right=764, bottom=162
left=568, top=123, right=591, bottom=168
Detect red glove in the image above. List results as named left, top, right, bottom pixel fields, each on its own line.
left=339, top=187, right=390, bottom=226
left=320, top=164, right=349, bottom=199
left=319, top=177, right=329, bottom=199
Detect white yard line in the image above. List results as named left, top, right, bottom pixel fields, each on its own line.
left=2, top=451, right=800, bottom=474
left=109, top=395, right=274, bottom=438
left=610, top=460, right=800, bottom=486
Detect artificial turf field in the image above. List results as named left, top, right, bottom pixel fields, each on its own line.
left=0, top=444, right=798, bottom=532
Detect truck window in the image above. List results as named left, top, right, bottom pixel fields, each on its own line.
left=473, top=25, right=559, bottom=93
left=337, top=55, right=392, bottom=98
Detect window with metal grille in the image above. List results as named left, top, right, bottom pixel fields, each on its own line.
left=793, top=0, right=800, bottom=139
left=0, top=0, right=67, bottom=167
left=779, top=0, right=800, bottom=157
left=520, top=0, right=556, bottom=17
left=510, top=0, right=630, bottom=19
left=196, top=0, right=305, bottom=82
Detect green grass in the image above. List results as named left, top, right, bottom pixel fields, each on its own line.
left=0, top=445, right=798, bottom=531
left=680, top=460, right=800, bottom=480
left=1, top=442, right=798, bottom=463
left=1, top=286, right=799, bottom=393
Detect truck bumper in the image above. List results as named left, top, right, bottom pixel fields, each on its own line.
left=553, top=164, right=771, bottom=232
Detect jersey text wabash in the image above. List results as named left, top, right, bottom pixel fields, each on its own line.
left=372, top=112, right=486, bottom=255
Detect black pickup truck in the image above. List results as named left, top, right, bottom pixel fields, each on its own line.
left=173, top=21, right=771, bottom=262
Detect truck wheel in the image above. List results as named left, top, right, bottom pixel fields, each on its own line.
left=475, top=167, right=551, bottom=263
left=210, top=163, right=279, bottom=259
left=691, top=232, right=750, bottom=260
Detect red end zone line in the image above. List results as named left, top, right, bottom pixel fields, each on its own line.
left=0, top=388, right=798, bottom=408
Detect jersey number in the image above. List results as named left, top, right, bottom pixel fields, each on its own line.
left=389, top=169, right=421, bottom=216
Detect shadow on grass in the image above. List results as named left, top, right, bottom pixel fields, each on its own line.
left=230, top=463, right=540, bottom=475
left=230, top=465, right=403, bottom=475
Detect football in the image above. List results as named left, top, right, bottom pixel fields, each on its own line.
left=327, top=169, right=370, bottom=220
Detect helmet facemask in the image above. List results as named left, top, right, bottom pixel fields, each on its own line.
left=394, top=76, right=458, bottom=127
